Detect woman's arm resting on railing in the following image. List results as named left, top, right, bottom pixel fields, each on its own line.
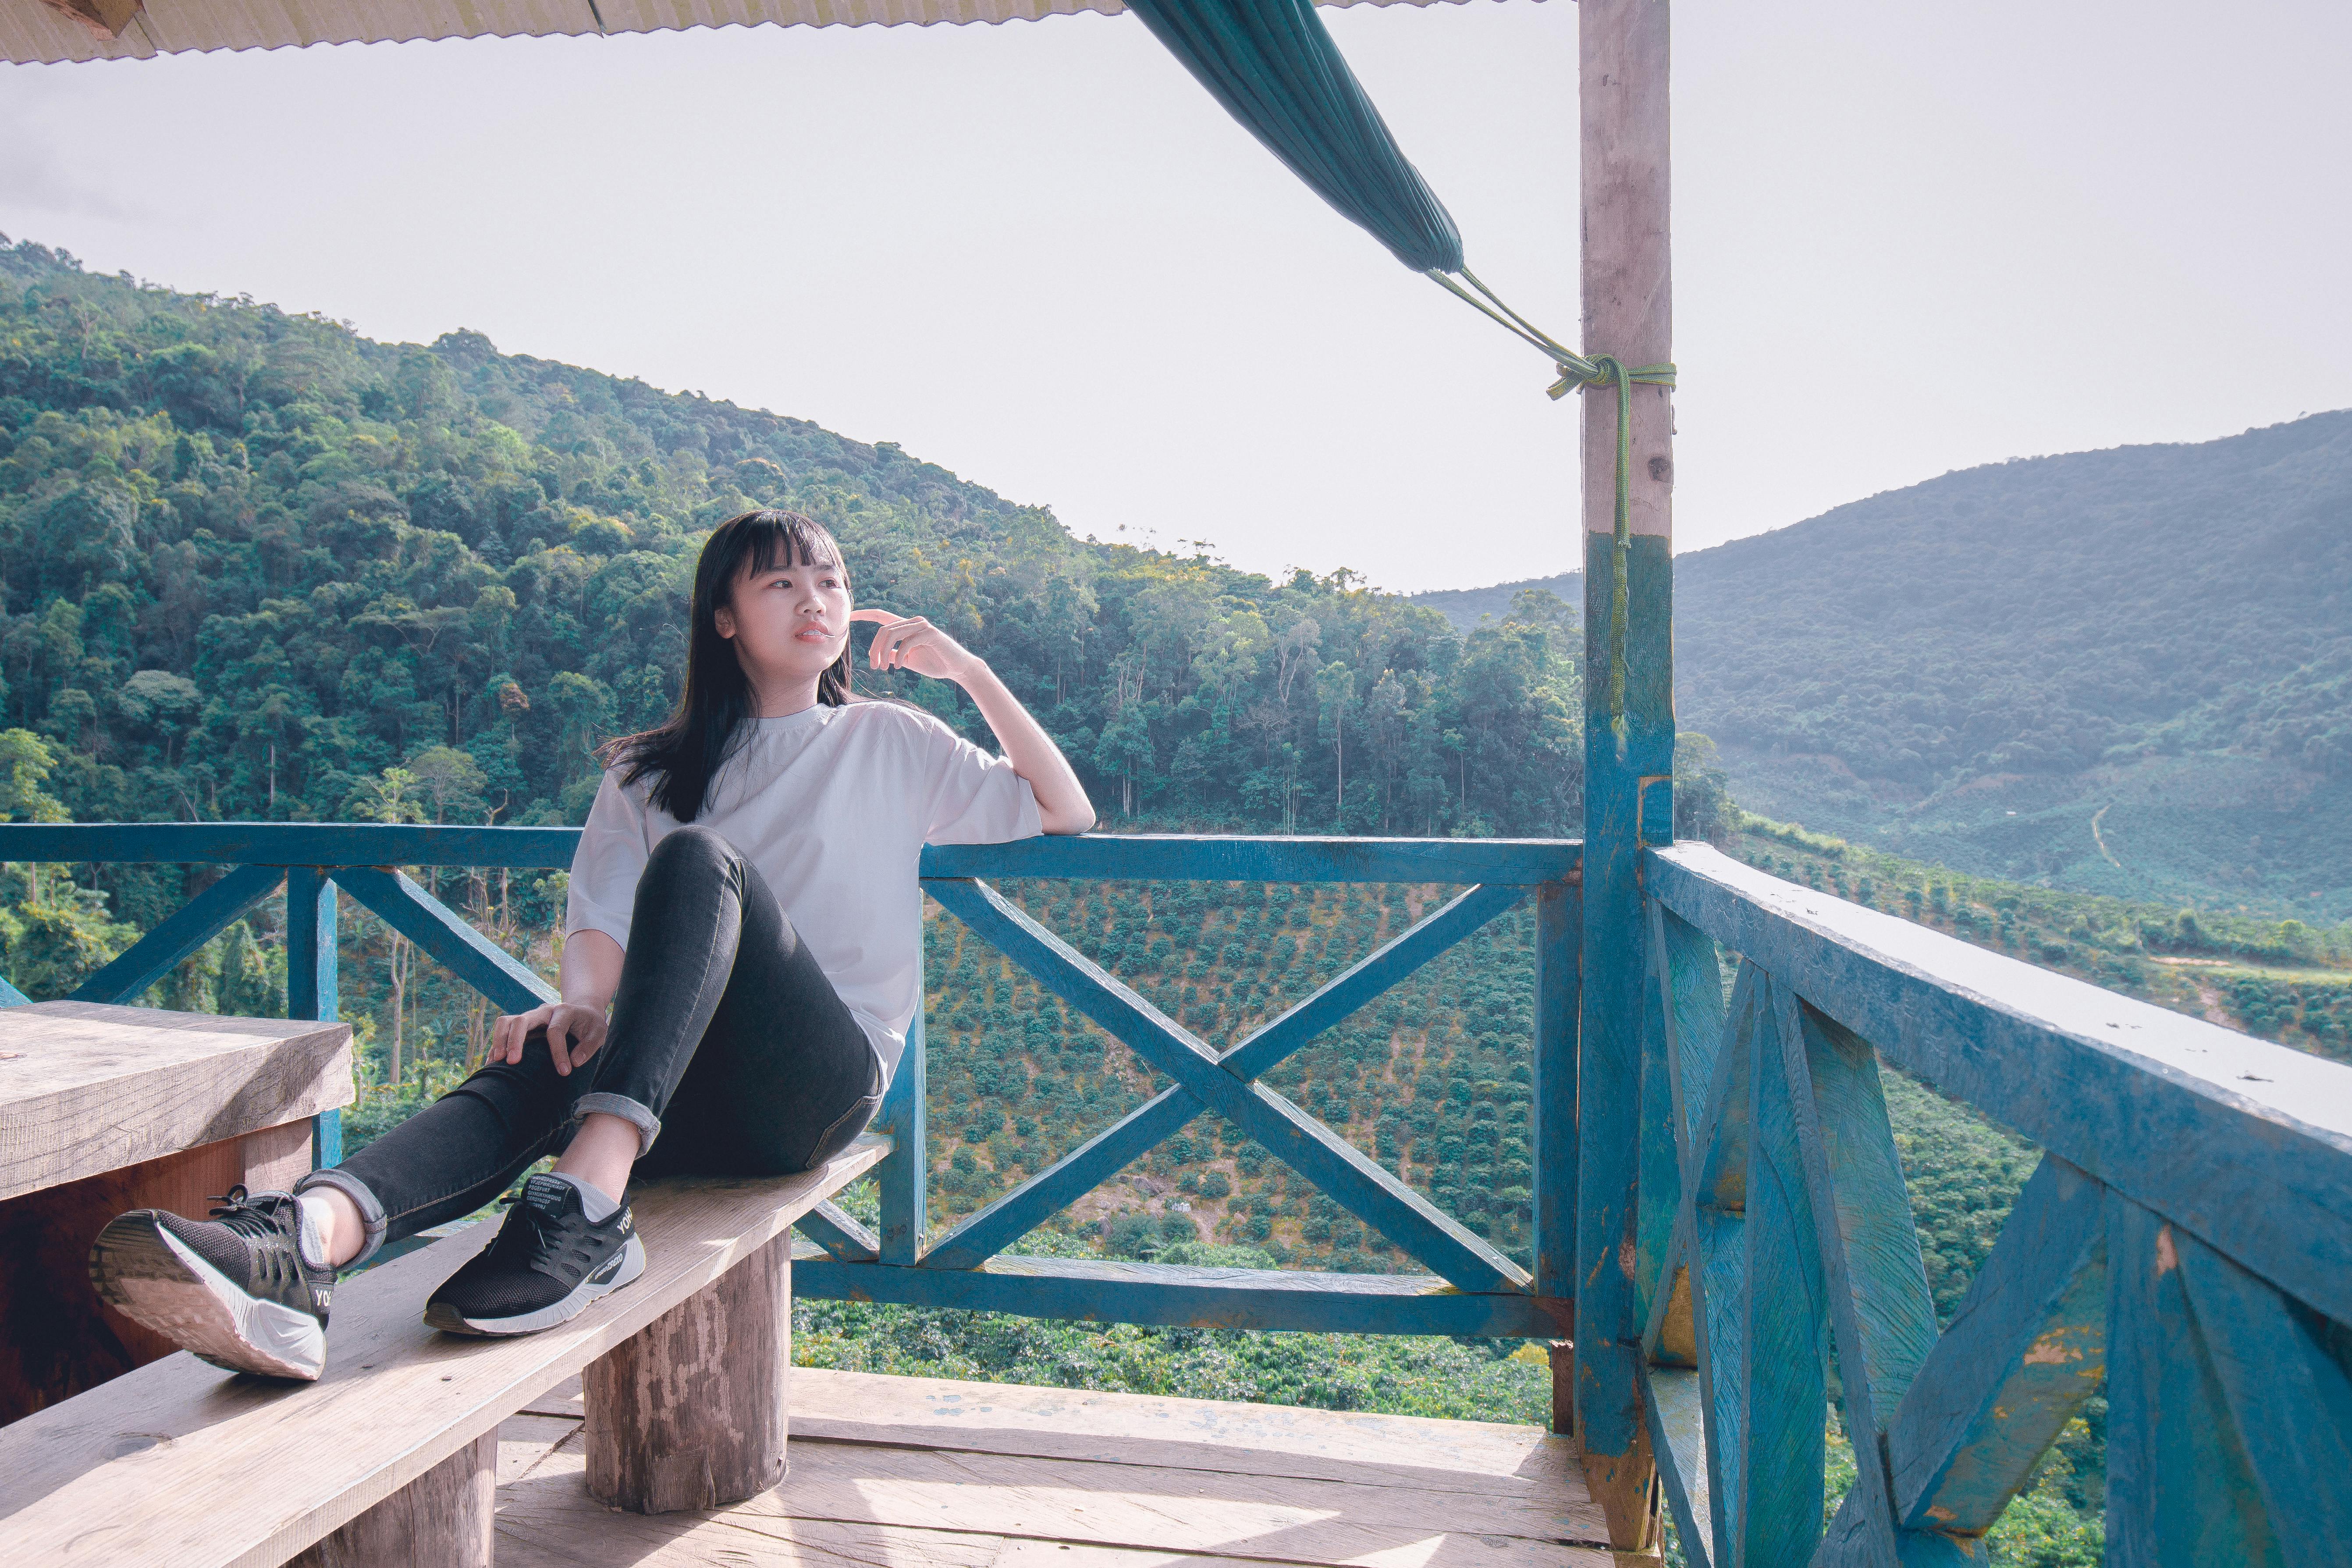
left=851, top=608, right=1098, bottom=835
left=490, top=928, right=624, bottom=1075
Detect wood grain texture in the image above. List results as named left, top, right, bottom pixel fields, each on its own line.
left=544, top=1366, right=1592, bottom=1498
left=284, top=868, right=337, bottom=1028
left=1634, top=934, right=1679, bottom=1338
left=2103, top=1191, right=2282, bottom=1568
left=1572, top=23, right=1675, bottom=1477
left=1647, top=842, right=2352, bottom=1327
left=1737, top=980, right=1827, bottom=1568
left=585, top=1232, right=790, bottom=1513
left=1650, top=905, right=1727, bottom=1169
left=0, top=1001, right=350, bottom=1201
left=505, top=1436, right=1622, bottom=1566
left=497, top=1499, right=1011, bottom=1568
left=497, top=1412, right=581, bottom=1485
left=0, top=1137, right=885, bottom=1567
left=1775, top=991, right=1937, bottom=1564
left=284, top=1428, right=494, bottom=1568
left=495, top=1369, right=1616, bottom=1568
left=1639, top=1363, right=1712, bottom=1568
left=2169, top=1213, right=2352, bottom=1564
left=686, top=1435, right=1611, bottom=1564
left=1884, top=1156, right=2107, bottom=1536
left=240, top=1118, right=314, bottom=1193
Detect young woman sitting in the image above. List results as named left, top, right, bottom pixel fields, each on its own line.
left=89, top=508, right=1094, bottom=1379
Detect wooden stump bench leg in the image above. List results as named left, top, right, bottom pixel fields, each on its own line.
left=284, top=1428, right=496, bottom=1568
left=583, top=1232, right=790, bottom=1513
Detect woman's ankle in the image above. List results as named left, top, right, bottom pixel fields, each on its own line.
left=552, top=1111, right=639, bottom=1206
left=298, top=1187, right=368, bottom=1270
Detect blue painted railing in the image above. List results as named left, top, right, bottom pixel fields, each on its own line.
left=5, top=822, right=2349, bottom=1560
left=0, top=823, right=1579, bottom=1340
left=1639, top=843, right=2352, bottom=1565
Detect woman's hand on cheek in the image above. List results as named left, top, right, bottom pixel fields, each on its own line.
left=849, top=609, right=978, bottom=683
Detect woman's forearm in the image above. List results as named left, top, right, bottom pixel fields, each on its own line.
left=561, top=928, right=626, bottom=1008
left=956, top=664, right=1097, bottom=834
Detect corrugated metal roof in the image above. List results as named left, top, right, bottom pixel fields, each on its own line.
left=5, top=0, right=1484, bottom=68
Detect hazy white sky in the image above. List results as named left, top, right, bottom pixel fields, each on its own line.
left=4, top=0, right=2346, bottom=593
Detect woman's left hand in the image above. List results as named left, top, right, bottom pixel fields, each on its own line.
left=850, top=609, right=980, bottom=683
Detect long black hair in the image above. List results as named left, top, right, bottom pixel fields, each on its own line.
left=599, top=509, right=852, bottom=822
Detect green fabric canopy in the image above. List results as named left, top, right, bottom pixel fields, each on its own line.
left=1130, top=0, right=1676, bottom=741
left=1124, top=0, right=1464, bottom=275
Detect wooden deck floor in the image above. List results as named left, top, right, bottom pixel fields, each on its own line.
left=493, top=1369, right=1631, bottom=1568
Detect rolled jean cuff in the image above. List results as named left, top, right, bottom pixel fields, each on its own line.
left=574, top=1092, right=661, bottom=1156
left=293, top=1166, right=388, bottom=1268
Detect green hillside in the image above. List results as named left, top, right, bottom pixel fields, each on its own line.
left=1416, top=418, right=2352, bottom=921
left=1680, top=416, right=2352, bottom=919
left=1411, top=570, right=1579, bottom=633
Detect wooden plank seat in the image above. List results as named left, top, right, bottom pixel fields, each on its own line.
left=0, top=1133, right=888, bottom=1567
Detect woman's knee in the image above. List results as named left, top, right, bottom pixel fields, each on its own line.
left=643, top=823, right=741, bottom=885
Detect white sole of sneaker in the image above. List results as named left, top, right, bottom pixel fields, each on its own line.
left=88, top=1213, right=326, bottom=1381
left=423, top=1233, right=647, bottom=1337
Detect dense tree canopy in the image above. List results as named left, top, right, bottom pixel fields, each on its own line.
left=0, top=235, right=1588, bottom=847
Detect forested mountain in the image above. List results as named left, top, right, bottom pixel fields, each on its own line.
left=1410, top=571, right=1578, bottom=634
left=0, top=234, right=1600, bottom=881
left=1418, top=415, right=2352, bottom=918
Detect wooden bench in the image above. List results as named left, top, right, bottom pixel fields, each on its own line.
left=0, top=1001, right=351, bottom=1422
left=0, top=1133, right=888, bottom=1566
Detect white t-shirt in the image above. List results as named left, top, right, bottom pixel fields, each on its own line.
left=564, top=699, right=1043, bottom=1084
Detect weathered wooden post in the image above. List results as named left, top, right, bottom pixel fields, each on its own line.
left=584, top=1232, right=793, bottom=1512
left=1574, top=0, right=1673, bottom=1552
left=285, top=1431, right=497, bottom=1568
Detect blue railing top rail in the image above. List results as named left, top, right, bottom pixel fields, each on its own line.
left=1648, top=842, right=2352, bottom=1329
left=0, top=824, right=1582, bottom=885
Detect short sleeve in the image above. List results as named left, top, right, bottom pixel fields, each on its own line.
left=918, top=715, right=1045, bottom=846
left=565, top=771, right=652, bottom=950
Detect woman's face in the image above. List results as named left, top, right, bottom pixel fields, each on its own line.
left=713, top=548, right=853, bottom=687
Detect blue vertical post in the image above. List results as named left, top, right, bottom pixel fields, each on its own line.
left=1574, top=0, right=1675, bottom=1551
left=287, top=866, right=342, bottom=1169
left=878, top=917, right=929, bottom=1264
left=1534, top=876, right=1581, bottom=1429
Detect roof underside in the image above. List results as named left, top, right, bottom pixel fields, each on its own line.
left=4, top=0, right=1482, bottom=67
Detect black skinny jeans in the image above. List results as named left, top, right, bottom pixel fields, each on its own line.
left=300, top=825, right=885, bottom=1265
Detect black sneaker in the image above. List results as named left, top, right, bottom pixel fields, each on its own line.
left=87, top=1186, right=333, bottom=1381
left=424, top=1174, right=645, bottom=1337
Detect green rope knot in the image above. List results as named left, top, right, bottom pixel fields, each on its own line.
left=1545, top=356, right=1676, bottom=402
left=1422, top=268, right=1676, bottom=749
